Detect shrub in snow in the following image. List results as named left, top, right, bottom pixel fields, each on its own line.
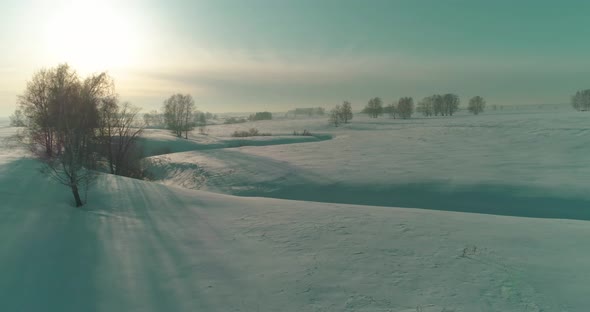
left=231, top=128, right=271, bottom=137
left=461, top=245, right=478, bottom=258
left=293, top=129, right=313, bottom=136
left=199, top=126, right=209, bottom=135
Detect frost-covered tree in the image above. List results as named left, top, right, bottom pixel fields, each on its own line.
left=363, top=97, right=384, bottom=118
left=9, top=109, right=26, bottom=127
left=143, top=110, right=164, bottom=128
left=571, top=89, right=590, bottom=111
left=397, top=97, right=414, bottom=119
left=467, top=96, right=486, bottom=115
left=33, top=65, right=111, bottom=207
left=97, top=96, right=118, bottom=173
left=195, top=112, right=208, bottom=134
left=198, top=112, right=207, bottom=126
left=339, top=101, right=353, bottom=123
left=17, top=64, right=144, bottom=206
left=417, top=97, right=434, bottom=117
left=385, top=102, right=397, bottom=119
left=432, top=94, right=443, bottom=116
left=442, top=93, right=460, bottom=116
left=249, top=112, right=273, bottom=121
left=163, top=94, right=195, bottom=138
left=17, top=68, right=58, bottom=157
left=98, top=100, right=144, bottom=176
left=329, top=105, right=342, bottom=127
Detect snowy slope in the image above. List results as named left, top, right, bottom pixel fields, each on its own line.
left=2, top=156, right=590, bottom=312
left=145, top=107, right=590, bottom=220
left=1, top=119, right=590, bottom=311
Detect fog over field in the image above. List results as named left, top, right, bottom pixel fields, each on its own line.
left=3, top=0, right=590, bottom=311
left=146, top=105, right=590, bottom=220
left=3, top=101, right=590, bottom=311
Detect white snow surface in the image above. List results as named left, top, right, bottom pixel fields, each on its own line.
left=1, top=106, right=590, bottom=311
left=146, top=106, right=590, bottom=220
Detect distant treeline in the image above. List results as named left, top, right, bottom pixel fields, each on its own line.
left=327, top=94, right=487, bottom=126
left=143, top=109, right=217, bottom=130
left=359, top=94, right=486, bottom=119
left=286, top=107, right=325, bottom=117
left=249, top=111, right=272, bottom=121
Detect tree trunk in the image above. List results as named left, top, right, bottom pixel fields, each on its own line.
left=71, top=184, right=83, bottom=207
left=108, top=147, right=115, bottom=174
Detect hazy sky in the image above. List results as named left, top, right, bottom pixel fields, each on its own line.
left=1, top=0, right=590, bottom=115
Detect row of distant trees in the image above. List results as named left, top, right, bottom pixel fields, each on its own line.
left=286, top=107, right=325, bottom=117
left=249, top=111, right=273, bottom=121
left=143, top=109, right=215, bottom=131
left=416, top=94, right=460, bottom=117
left=360, top=94, right=486, bottom=119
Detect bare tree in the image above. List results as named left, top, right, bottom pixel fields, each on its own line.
left=42, top=65, right=110, bottom=207
left=329, top=105, right=342, bottom=127
left=339, top=101, right=353, bottom=123
left=98, top=100, right=144, bottom=176
left=17, top=68, right=57, bottom=157
left=417, top=97, right=433, bottom=117
left=9, top=109, right=26, bottom=126
left=468, top=96, right=486, bottom=115
left=143, top=110, right=164, bottom=128
left=432, top=94, right=443, bottom=116
left=195, top=112, right=208, bottom=134
left=397, top=97, right=414, bottom=119
left=571, top=90, right=590, bottom=111
left=442, top=93, right=460, bottom=116
left=163, top=94, right=195, bottom=138
left=363, top=97, right=384, bottom=118
left=97, top=96, right=118, bottom=174
left=17, top=64, right=145, bottom=206
left=386, top=102, right=397, bottom=119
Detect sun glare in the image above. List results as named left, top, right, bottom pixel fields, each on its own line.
left=44, top=1, right=143, bottom=74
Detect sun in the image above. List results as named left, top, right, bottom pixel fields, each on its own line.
left=44, top=1, right=143, bottom=74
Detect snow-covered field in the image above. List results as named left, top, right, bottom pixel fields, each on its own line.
left=147, top=105, right=590, bottom=220
left=2, top=105, right=590, bottom=311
